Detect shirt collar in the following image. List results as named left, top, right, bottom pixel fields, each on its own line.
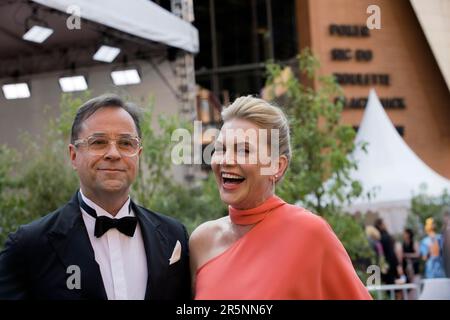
left=79, top=189, right=133, bottom=219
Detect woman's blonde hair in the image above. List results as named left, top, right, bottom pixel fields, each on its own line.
left=425, top=217, right=435, bottom=234
left=365, top=225, right=381, bottom=241
left=221, top=95, right=292, bottom=165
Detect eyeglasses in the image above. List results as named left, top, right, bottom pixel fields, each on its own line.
left=74, top=135, right=141, bottom=157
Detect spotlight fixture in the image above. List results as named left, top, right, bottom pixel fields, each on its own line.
left=22, top=8, right=53, bottom=43
left=2, top=83, right=31, bottom=99
left=111, top=69, right=141, bottom=86
left=58, top=75, right=88, bottom=92
left=22, top=25, right=54, bottom=43
left=93, top=45, right=121, bottom=63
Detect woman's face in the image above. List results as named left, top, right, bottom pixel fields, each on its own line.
left=211, top=118, right=287, bottom=210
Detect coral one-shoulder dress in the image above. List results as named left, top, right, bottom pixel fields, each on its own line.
left=195, top=196, right=372, bottom=300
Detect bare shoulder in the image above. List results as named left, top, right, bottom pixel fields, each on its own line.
left=189, top=216, right=229, bottom=251
left=189, top=216, right=231, bottom=271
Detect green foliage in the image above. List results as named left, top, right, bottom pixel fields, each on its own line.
left=1, top=50, right=374, bottom=280
left=132, top=101, right=184, bottom=206
left=149, top=174, right=226, bottom=233
left=0, top=93, right=83, bottom=246
left=0, top=146, right=23, bottom=245
left=0, top=145, right=17, bottom=195
left=265, top=48, right=364, bottom=214
left=130, top=101, right=226, bottom=233
left=0, top=92, right=224, bottom=247
left=265, top=48, right=372, bottom=269
left=324, top=210, right=374, bottom=274
left=407, top=184, right=450, bottom=235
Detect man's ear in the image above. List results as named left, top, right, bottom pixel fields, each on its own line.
left=69, top=144, right=78, bottom=170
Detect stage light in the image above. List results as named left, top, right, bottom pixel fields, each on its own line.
left=22, top=25, right=53, bottom=43
left=93, top=45, right=121, bottom=63
left=59, top=75, right=88, bottom=92
left=111, top=69, right=141, bottom=86
left=2, top=83, right=31, bottom=99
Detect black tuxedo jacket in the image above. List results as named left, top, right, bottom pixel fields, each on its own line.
left=0, top=192, right=191, bottom=300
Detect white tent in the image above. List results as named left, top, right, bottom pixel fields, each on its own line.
left=347, top=89, right=450, bottom=233
left=32, top=0, right=199, bottom=53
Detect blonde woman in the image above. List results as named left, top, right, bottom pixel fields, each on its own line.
left=189, top=96, right=371, bottom=300
left=420, top=218, right=445, bottom=278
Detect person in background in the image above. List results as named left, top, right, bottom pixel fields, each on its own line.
left=401, top=228, right=420, bottom=284
left=442, top=209, right=450, bottom=277
left=365, top=225, right=388, bottom=276
left=374, top=218, right=404, bottom=284
left=420, top=217, right=446, bottom=279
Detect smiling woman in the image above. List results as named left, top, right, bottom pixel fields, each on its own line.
left=189, top=95, right=372, bottom=300
left=210, top=116, right=285, bottom=210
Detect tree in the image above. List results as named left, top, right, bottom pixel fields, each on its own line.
left=408, top=184, right=450, bottom=235
left=0, top=93, right=83, bottom=246
left=130, top=102, right=226, bottom=231
left=0, top=93, right=224, bottom=247
left=265, top=48, right=364, bottom=215
left=264, top=48, right=373, bottom=267
left=1, top=50, right=373, bottom=272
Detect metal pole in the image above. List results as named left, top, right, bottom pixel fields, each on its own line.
left=265, top=0, right=274, bottom=60
left=171, top=0, right=199, bottom=181
left=171, top=0, right=197, bottom=116
left=251, top=0, right=259, bottom=63
left=209, top=0, right=220, bottom=97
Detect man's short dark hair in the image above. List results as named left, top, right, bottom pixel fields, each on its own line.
left=374, top=218, right=384, bottom=230
left=70, top=94, right=142, bottom=144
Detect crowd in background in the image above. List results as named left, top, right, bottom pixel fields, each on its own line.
left=365, top=210, right=450, bottom=299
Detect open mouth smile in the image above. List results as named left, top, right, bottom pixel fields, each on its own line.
left=221, top=172, right=246, bottom=189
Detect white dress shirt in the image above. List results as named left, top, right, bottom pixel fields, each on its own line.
left=80, top=190, right=148, bottom=300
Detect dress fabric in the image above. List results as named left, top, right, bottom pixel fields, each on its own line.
left=195, top=196, right=372, bottom=300
left=420, top=234, right=446, bottom=279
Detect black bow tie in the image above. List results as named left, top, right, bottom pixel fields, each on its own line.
left=78, top=191, right=138, bottom=238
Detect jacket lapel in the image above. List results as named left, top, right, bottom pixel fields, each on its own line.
left=47, top=192, right=107, bottom=300
left=132, top=202, right=170, bottom=300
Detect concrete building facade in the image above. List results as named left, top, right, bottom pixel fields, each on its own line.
left=296, top=0, right=450, bottom=178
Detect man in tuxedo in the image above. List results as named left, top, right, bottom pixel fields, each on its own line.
left=0, top=94, right=191, bottom=300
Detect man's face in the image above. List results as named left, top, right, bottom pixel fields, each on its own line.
left=69, top=106, right=141, bottom=198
